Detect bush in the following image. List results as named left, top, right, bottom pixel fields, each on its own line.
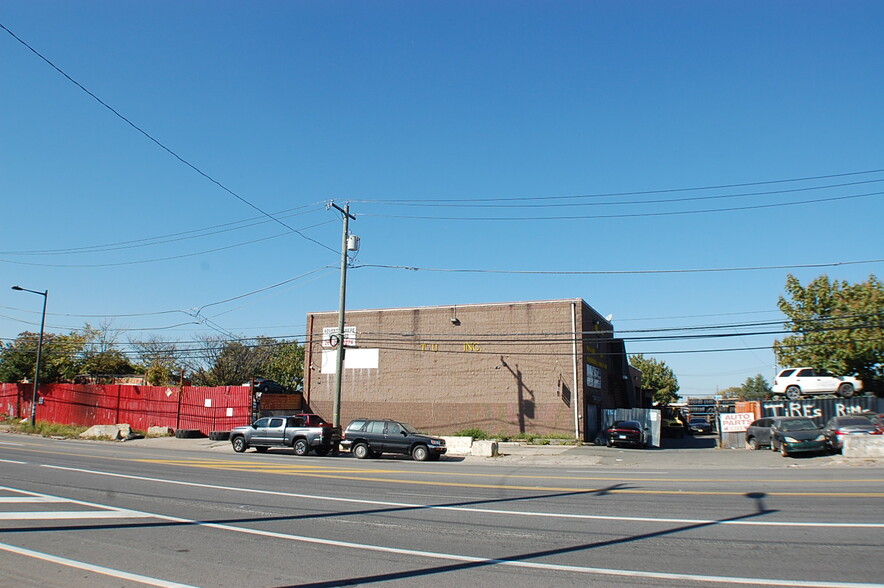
left=453, top=428, right=490, bottom=440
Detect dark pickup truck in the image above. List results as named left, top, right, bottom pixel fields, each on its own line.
left=230, top=414, right=340, bottom=456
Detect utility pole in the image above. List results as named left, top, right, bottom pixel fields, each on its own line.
left=11, top=286, right=48, bottom=428
left=329, top=202, right=357, bottom=429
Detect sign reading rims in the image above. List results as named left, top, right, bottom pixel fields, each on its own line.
left=322, top=326, right=356, bottom=348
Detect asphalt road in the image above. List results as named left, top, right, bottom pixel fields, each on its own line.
left=1, top=432, right=883, bottom=588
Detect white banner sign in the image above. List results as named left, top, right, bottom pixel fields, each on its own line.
left=719, top=412, right=755, bottom=433
left=322, top=326, right=356, bottom=348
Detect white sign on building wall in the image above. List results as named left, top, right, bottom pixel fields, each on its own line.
left=322, top=326, right=356, bottom=348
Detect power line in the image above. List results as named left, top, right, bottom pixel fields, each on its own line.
left=353, top=176, right=884, bottom=208
left=358, top=257, right=884, bottom=276
left=351, top=167, right=884, bottom=204
left=356, top=190, right=884, bottom=221
left=0, top=204, right=330, bottom=256
left=0, top=21, right=336, bottom=255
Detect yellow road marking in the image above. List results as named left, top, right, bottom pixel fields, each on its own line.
left=137, top=458, right=884, bottom=497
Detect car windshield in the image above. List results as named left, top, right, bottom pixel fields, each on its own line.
left=690, top=418, right=706, bottom=424
left=837, top=417, right=873, bottom=427
left=399, top=422, right=420, bottom=434
left=779, top=419, right=818, bottom=432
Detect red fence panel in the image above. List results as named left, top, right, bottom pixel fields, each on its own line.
left=178, top=386, right=253, bottom=433
left=0, top=383, right=253, bottom=434
left=1, top=383, right=24, bottom=419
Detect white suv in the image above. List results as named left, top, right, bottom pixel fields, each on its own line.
left=772, top=367, right=863, bottom=400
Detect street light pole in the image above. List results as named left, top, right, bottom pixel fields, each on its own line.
left=11, top=286, right=48, bottom=428
left=328, top=203, right=356, bottom=429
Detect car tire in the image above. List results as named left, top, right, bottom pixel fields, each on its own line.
left=838, top=383, right=855, bottom=398
left=785, top=385, right=802, bottom=400
left=352, top=443, right=370, bottom=459
left=314, top=447, right=330, bottom=457
left=412, top=445, right=430, bottom=461
left=747, top=437, right=758, bottom=450
left=231, top=436, right=247, bottom=453
left=292, top=438, right=310, bottom=456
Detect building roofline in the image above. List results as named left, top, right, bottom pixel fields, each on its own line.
left=307, top=298, right=600, bottom=317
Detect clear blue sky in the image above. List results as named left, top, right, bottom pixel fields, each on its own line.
left=2, top=2, right=882, bottom=396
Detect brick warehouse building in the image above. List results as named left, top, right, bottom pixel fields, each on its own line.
left=303, top=299, right=644, bottom=441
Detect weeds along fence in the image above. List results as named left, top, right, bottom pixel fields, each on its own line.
left=0, top=383, right=253, bottom=434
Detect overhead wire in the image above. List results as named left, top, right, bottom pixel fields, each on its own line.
left=350, top=167, right=884, bottom=204
left=357, top=257, right=884, bottom=275
left=0, top=21, right=337, bottom=255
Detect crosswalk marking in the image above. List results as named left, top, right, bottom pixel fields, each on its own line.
left=0, top=486, right=158, bottom=522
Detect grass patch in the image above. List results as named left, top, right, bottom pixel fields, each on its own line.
left=450, top=428, right=578, bottom=445
left=3, top=419, right=89, bottom=439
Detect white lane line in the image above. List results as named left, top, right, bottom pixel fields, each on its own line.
left=0, top=458, right=27, bottom=464
left=0, top=497, right=69, bottom=503
left=0, top=541, right=197, bottom=588
left=41, top=465, right=884, bottom=529
left=5, top=484, right=883, bottom=588
left=0, top=511, right=156, bottom=520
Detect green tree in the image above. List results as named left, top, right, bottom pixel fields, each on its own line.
left=130, top=336, right=182, bottom=386
left=720, top=386, right=744, bottom=399
left=737, top=374, right=771, bottom=400
left=629, top=354, right=680, bottom=405
left=773, top=274, right=883, bottom=391
left=189, top=336, right=276, bottom=386
left=262, top=340, right=305, bottom=391
left=0, top=330, right=87, bottom=383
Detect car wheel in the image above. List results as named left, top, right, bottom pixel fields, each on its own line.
left=231, top=436, right=247, bottom=453
left=293, top=438, right=310, bottom=456
left=314, top=447, right=330, bottom=456
left=412, top=445, right=430, bottom=461
left=838, top=383, right=855, bottom=398
left=368, top=450, right=382, bottom=458
left=747, top=437, right=758, bottom=450
left=255, top=446, right=269, bottom=453
left=352, top=443, right=370, bottom=459
left=785, top=385, right=802, bottom=400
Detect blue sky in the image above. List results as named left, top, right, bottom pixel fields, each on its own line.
left=2, top=1, right=882, bottom=396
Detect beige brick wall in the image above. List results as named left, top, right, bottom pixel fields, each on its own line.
left=305, top=299, right=615, bottom=438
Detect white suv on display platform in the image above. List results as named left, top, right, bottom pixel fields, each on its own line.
left=772, top=367, right=863, bottom=400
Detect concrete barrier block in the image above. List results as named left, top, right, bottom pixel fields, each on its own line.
left=843, top=435, right=884, bottom=458
left=441, top=436, right=473, bottom=455
left=471, top=440, right=499, bottom=457
left=148, top=426, right=174, bottom=437
left=79, top=424, right=122, bottom=440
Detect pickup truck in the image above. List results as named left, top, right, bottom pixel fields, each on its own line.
left=230, top=414, right=340, bottom=456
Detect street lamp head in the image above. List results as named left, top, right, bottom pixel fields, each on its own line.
left=11, top=286, right=23, bottom=291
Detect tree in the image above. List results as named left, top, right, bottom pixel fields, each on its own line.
left=773, top=274, right=883, bottom=392
left=735, top=374, right=771, bottom=400
left=0, top=330, right=87, bottom=383
left=130, top=336, right=182, bottom=386
left=629, top=354, right=680, bottom=405
left=262, top=340, right=305, bottom=391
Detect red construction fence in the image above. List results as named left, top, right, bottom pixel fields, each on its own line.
left=0, top=383, right=253, bottom=434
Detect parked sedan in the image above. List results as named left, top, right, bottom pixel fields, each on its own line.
left=745, top=418, right=776, bottom=450
left=769, top=417, right=827, bottom=457
left=823, top=415, right=882, bottom=452
left=605, top=420, right=647, bottom=449
left=687, top=417, right=712, bottom=435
